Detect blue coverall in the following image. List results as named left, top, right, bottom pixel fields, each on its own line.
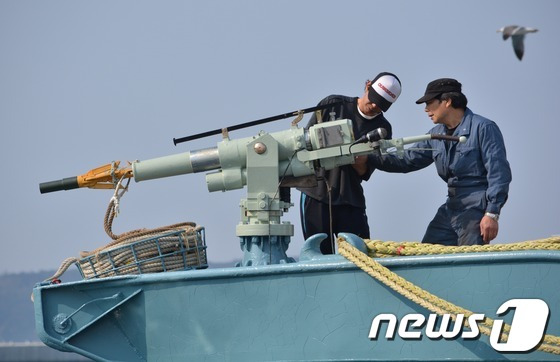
left=371, top=108, right=512, bottom=245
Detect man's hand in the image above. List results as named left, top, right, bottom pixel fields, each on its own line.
left=352, top=155, right=368, bottom=176
left=480, top=215, right=499, bottom=244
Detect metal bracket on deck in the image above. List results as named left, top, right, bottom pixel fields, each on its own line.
left=51, top=288, right=142, bottom=342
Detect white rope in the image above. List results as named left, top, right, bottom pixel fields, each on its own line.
left=109, top=174, right=130, bottom=218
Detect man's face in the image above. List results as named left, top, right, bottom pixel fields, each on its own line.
left=424, top=98, right=446, bottom=124
left=359, top=88, right=383, bottom=117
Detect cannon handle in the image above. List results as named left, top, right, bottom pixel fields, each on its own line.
left=431, top=134, right=466, bottom=142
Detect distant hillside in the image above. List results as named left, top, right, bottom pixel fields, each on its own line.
left=0, top=261, right=235, bottom=342
left=0, top=269, right=81, bottom=342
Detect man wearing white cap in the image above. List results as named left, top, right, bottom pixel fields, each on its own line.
left=298, top=72, right=402, bottom=254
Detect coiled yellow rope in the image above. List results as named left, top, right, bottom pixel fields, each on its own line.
left=365, top=236, right=560, bottom=258
left=337, top=237, right=560, bottom=355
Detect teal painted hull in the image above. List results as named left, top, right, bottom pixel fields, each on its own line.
left=33, top=238, right=560, bottom=361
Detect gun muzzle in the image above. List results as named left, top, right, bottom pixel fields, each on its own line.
left=39, top=177, right=80, bottom=194
left=39, top=162, right=132, bottom=194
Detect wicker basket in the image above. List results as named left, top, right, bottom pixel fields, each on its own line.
left=76, top=224, right=207, bottom=279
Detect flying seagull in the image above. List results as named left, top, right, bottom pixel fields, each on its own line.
left=497, top=25, right=538, bottom=60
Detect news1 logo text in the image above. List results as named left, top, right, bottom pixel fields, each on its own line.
left=369, top=299, right=549, bottom=352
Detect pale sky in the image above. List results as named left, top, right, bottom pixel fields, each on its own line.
left=1, top=0, right=558, bottom=273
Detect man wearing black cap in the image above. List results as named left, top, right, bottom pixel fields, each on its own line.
left=298, top=72, right=402, bottom=254
left=370, top=78, right=512, bottom=245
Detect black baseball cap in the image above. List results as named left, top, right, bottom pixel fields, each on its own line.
left=415, top=78, right=462, bottom=104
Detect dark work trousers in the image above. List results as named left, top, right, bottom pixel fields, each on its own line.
left=422, top=190, right=486, bottom=246
left=300, top=193, right=370, bottom=254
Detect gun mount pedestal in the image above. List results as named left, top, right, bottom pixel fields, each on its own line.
left=235, top=133, right=295, bottom=266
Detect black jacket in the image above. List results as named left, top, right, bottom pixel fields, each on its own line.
left=297, top=95, right=392, bottom=208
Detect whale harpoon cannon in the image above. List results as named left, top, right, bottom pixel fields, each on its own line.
left=39, top=118, right=466, bottom=266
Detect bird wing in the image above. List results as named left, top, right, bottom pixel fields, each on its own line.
left=511, top=34, right=525, bottom=60
left=501, top=25, right=518, bottom=40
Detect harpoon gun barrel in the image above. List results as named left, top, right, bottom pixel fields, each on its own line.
left=41, top=120, right=462, bottom=195
left=132, top=147, right=220, bottom=182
